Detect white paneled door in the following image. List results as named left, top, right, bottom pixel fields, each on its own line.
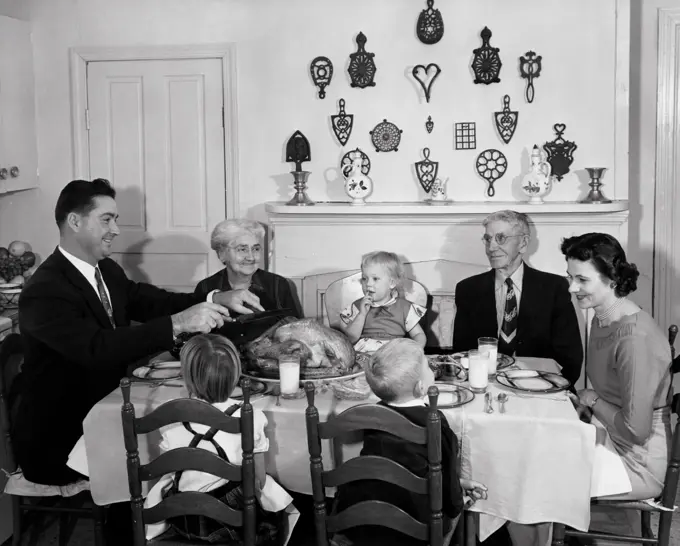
left=87, top=59, right=226, bottom=292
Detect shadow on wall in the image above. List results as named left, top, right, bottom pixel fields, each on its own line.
left=629, top=243, right=655, bottom=315
left=111, top=186, right=210, bottom=292
left=116, top=233, right=210, bottom=292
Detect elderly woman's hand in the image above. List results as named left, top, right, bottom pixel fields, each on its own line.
left=214, top=289, right=265, bottom=314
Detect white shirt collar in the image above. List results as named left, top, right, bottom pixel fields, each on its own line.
left=59, top=246, right=98, bottom=286
left=388, top=398, right=427, bottom=408
left=495, top=261, right=524, bottom=292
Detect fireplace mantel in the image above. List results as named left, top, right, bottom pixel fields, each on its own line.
left=265, top=200, right=629, bottom=278
left=266, top=200, right=628, bottom=224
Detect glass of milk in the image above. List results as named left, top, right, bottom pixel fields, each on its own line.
left=279, top=355, right=301, bottom=397
left=468, top=349, right=488, bottom=393
left=478, top=337, right=499, bottom=377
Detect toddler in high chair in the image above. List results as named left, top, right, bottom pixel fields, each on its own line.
left=334, top=338, right=488, bottom=546
left=339, top=250, right=427, bottom=353
left=144, top=334, right=292, bottom=544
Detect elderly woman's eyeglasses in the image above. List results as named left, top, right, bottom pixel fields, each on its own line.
left=482, top=233, right=524, bottom=246
left=229, top=244, right=262, bottom=256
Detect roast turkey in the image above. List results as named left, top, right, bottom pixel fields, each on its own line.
left=243, top=317, right=356, bottom=378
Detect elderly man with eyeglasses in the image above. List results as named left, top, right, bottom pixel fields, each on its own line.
left=452, top=210, right=583, bottom=386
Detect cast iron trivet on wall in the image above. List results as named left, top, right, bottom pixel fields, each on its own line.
left=348, top=32, right=377, bottom=89
left=286, top=130, right=311, bottom=172
left=455, top=122, right=477, bottom=150
left=331, top=98, right=354, bottom=146
left=519, top=51, right=542, bottom=104
left=412, top=63, right=441, bottom=103
left=370, top=119, right=403, bottom=152
left=415, top=147, right=439, bottom=193
left=476, top=149, right=507, bottom=197
left=310, top=56, right=333, bottom=99
left=472, top=27, right=502, bottom=84
left=416, top=0, right=444, bottom=44
left=543, top=123, right=577, bottom=181
left=426, top=116, right=434, bottom=134
left=494, top=95, right=518, bottom=144
left=341, top=148, right=371, bottom=176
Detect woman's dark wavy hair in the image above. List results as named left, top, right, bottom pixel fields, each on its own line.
left=560, top=233, right=639, bottom=297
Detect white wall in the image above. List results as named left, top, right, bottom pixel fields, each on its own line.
left=0, top=0, right=28, bottom=20
left=0, top=0, right=621, bottom=270
left=628, top=0, right=680, bottom=315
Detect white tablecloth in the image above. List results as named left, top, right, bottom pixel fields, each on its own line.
left=70, top=357, right=628, bottom=540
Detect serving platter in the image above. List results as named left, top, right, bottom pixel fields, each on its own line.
left=241, top=369, right=365, bottom=386
left=496, top=369, right=570, bottom=393
left=427, top=354, right=467, bottom=381
left=425, top=383, right=475, bottom=409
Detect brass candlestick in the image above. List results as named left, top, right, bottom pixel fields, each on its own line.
left=285, top=130, right=315, bottom=206
left=580, top=167, right=611, bottom=204
left=286, top=170, right=314, bottom=206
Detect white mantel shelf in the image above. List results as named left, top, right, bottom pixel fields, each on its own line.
left=266, top=200, right=629, bottom=223
left=266, top=199, right=629, bottom=279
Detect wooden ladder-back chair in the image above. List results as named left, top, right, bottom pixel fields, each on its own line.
left=304, top=382, right=449, bottom=546
left=0, top=332, right=105, bottom=546
left=552, top=324, right=680, bottom=546
left=120, top=377, right=256, bottom=546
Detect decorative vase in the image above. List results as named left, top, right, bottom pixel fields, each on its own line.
left=343, top=156, right=373, bottom=205
left=521, top=145, right=552, bottom=204
left=580, top=167, right=611, bottom=204
left=430, top=178, right=449, bottom=201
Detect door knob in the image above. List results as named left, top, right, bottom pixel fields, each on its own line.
left=0, top=168, right=8, bottom=180
left=9, top=166, right=19, bottom=178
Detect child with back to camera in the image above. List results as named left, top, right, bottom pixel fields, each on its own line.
left=339, top=251, right=427, bottom=352
left=144, top=334, right=292, bottom=544
left=334, top=338, right=488, bottom=546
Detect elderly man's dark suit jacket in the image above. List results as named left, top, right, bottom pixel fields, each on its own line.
left=13, top=248, right=201, bottom=485
left=452, top=264, right=583, bottom=385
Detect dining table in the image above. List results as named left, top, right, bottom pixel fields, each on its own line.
left=68, top=355, right=622, bottom=542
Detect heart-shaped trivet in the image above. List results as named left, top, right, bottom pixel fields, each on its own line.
left=412, top=63, right=441, bottom=103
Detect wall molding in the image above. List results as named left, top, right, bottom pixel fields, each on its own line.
left=615, top=0, right=631, bottom=199
left=653, top=8, right=680, bottom=328
left=69, top=44, right=240, bottom=219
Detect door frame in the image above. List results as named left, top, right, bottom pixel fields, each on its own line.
left=653, top=8, right=680, bottom=329
left=69, top=44, right=239, bottom=219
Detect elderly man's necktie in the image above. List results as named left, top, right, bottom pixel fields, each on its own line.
left=94, top=267, right=116, bottom=329
left=498, top=277, right=517, bottom=355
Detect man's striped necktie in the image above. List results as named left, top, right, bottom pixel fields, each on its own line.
left=95, top=267, right=116, bottom=329
left=498, top=277, right=517, bottom=355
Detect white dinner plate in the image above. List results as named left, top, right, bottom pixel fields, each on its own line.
left=496, top=369, right=570, bottom=393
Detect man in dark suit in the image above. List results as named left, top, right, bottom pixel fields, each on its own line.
left=13, top=178, right=265, bottom=486
left=452, top=210, right=583, bottom=385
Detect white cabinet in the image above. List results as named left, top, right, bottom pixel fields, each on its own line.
left=0, top=15, right=37, bottom=193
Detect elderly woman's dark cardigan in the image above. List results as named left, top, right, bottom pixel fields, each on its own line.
left=194, top=268, right=302, bottom=318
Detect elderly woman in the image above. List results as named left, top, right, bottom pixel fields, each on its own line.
left=195, top=219, right=302, bottom=318
left=563, top=233, right=671, bottom=500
